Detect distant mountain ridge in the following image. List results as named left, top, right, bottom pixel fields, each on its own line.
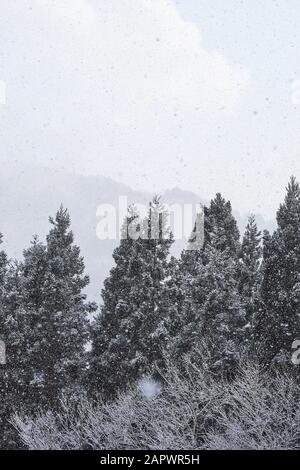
left=0, top=164, right=275, bottom=301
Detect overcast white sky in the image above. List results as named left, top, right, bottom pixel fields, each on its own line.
left=1, top=0, right=300, bottom=218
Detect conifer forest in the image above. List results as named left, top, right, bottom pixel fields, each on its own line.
left=1, top=179, right=300, bottom=450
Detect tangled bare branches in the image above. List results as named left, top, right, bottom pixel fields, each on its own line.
left=12, top=359, right=300, bottom=450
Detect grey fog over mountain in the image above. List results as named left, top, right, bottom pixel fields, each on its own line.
left=0, top=162, right=274, bottom=301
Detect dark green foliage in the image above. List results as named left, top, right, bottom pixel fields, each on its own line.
left=89, top=199, right=174, bottom=397
left=256, top=177, right=300, bottom=366
left=0, top=207, right=96, bottom=450
left=238, top=215, right=262, bottom=349
left=166, top=194, right=246, bottom=376
left=204, top=193, right=240, bottom=256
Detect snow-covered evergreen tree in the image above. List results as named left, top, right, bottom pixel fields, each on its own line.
left=0, top=236, right=27, bottom=448
left=169, top=195, right=245, bottom=375
left=12, top=208, right=96, bottom=408
left=0, top=233, right=7, bottom=289
left=204, top=193, right=240, bottom=256
left=0, top=209, right=95, bottom=446
left=37, top=207, right=96, bottom=405
left=172, top=240, right=246, bottom=376
left=255, top=177, right=300, bottom=366
left=0, top=233, right=11, bottom=448
left=238, top=215, right=262, bottom=348
left=89, top=199, right=173, bottom=397
left=161, top=255, right=190, bottom=351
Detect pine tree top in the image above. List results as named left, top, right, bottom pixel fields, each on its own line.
left=276, top=176, right=300, bottom=230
